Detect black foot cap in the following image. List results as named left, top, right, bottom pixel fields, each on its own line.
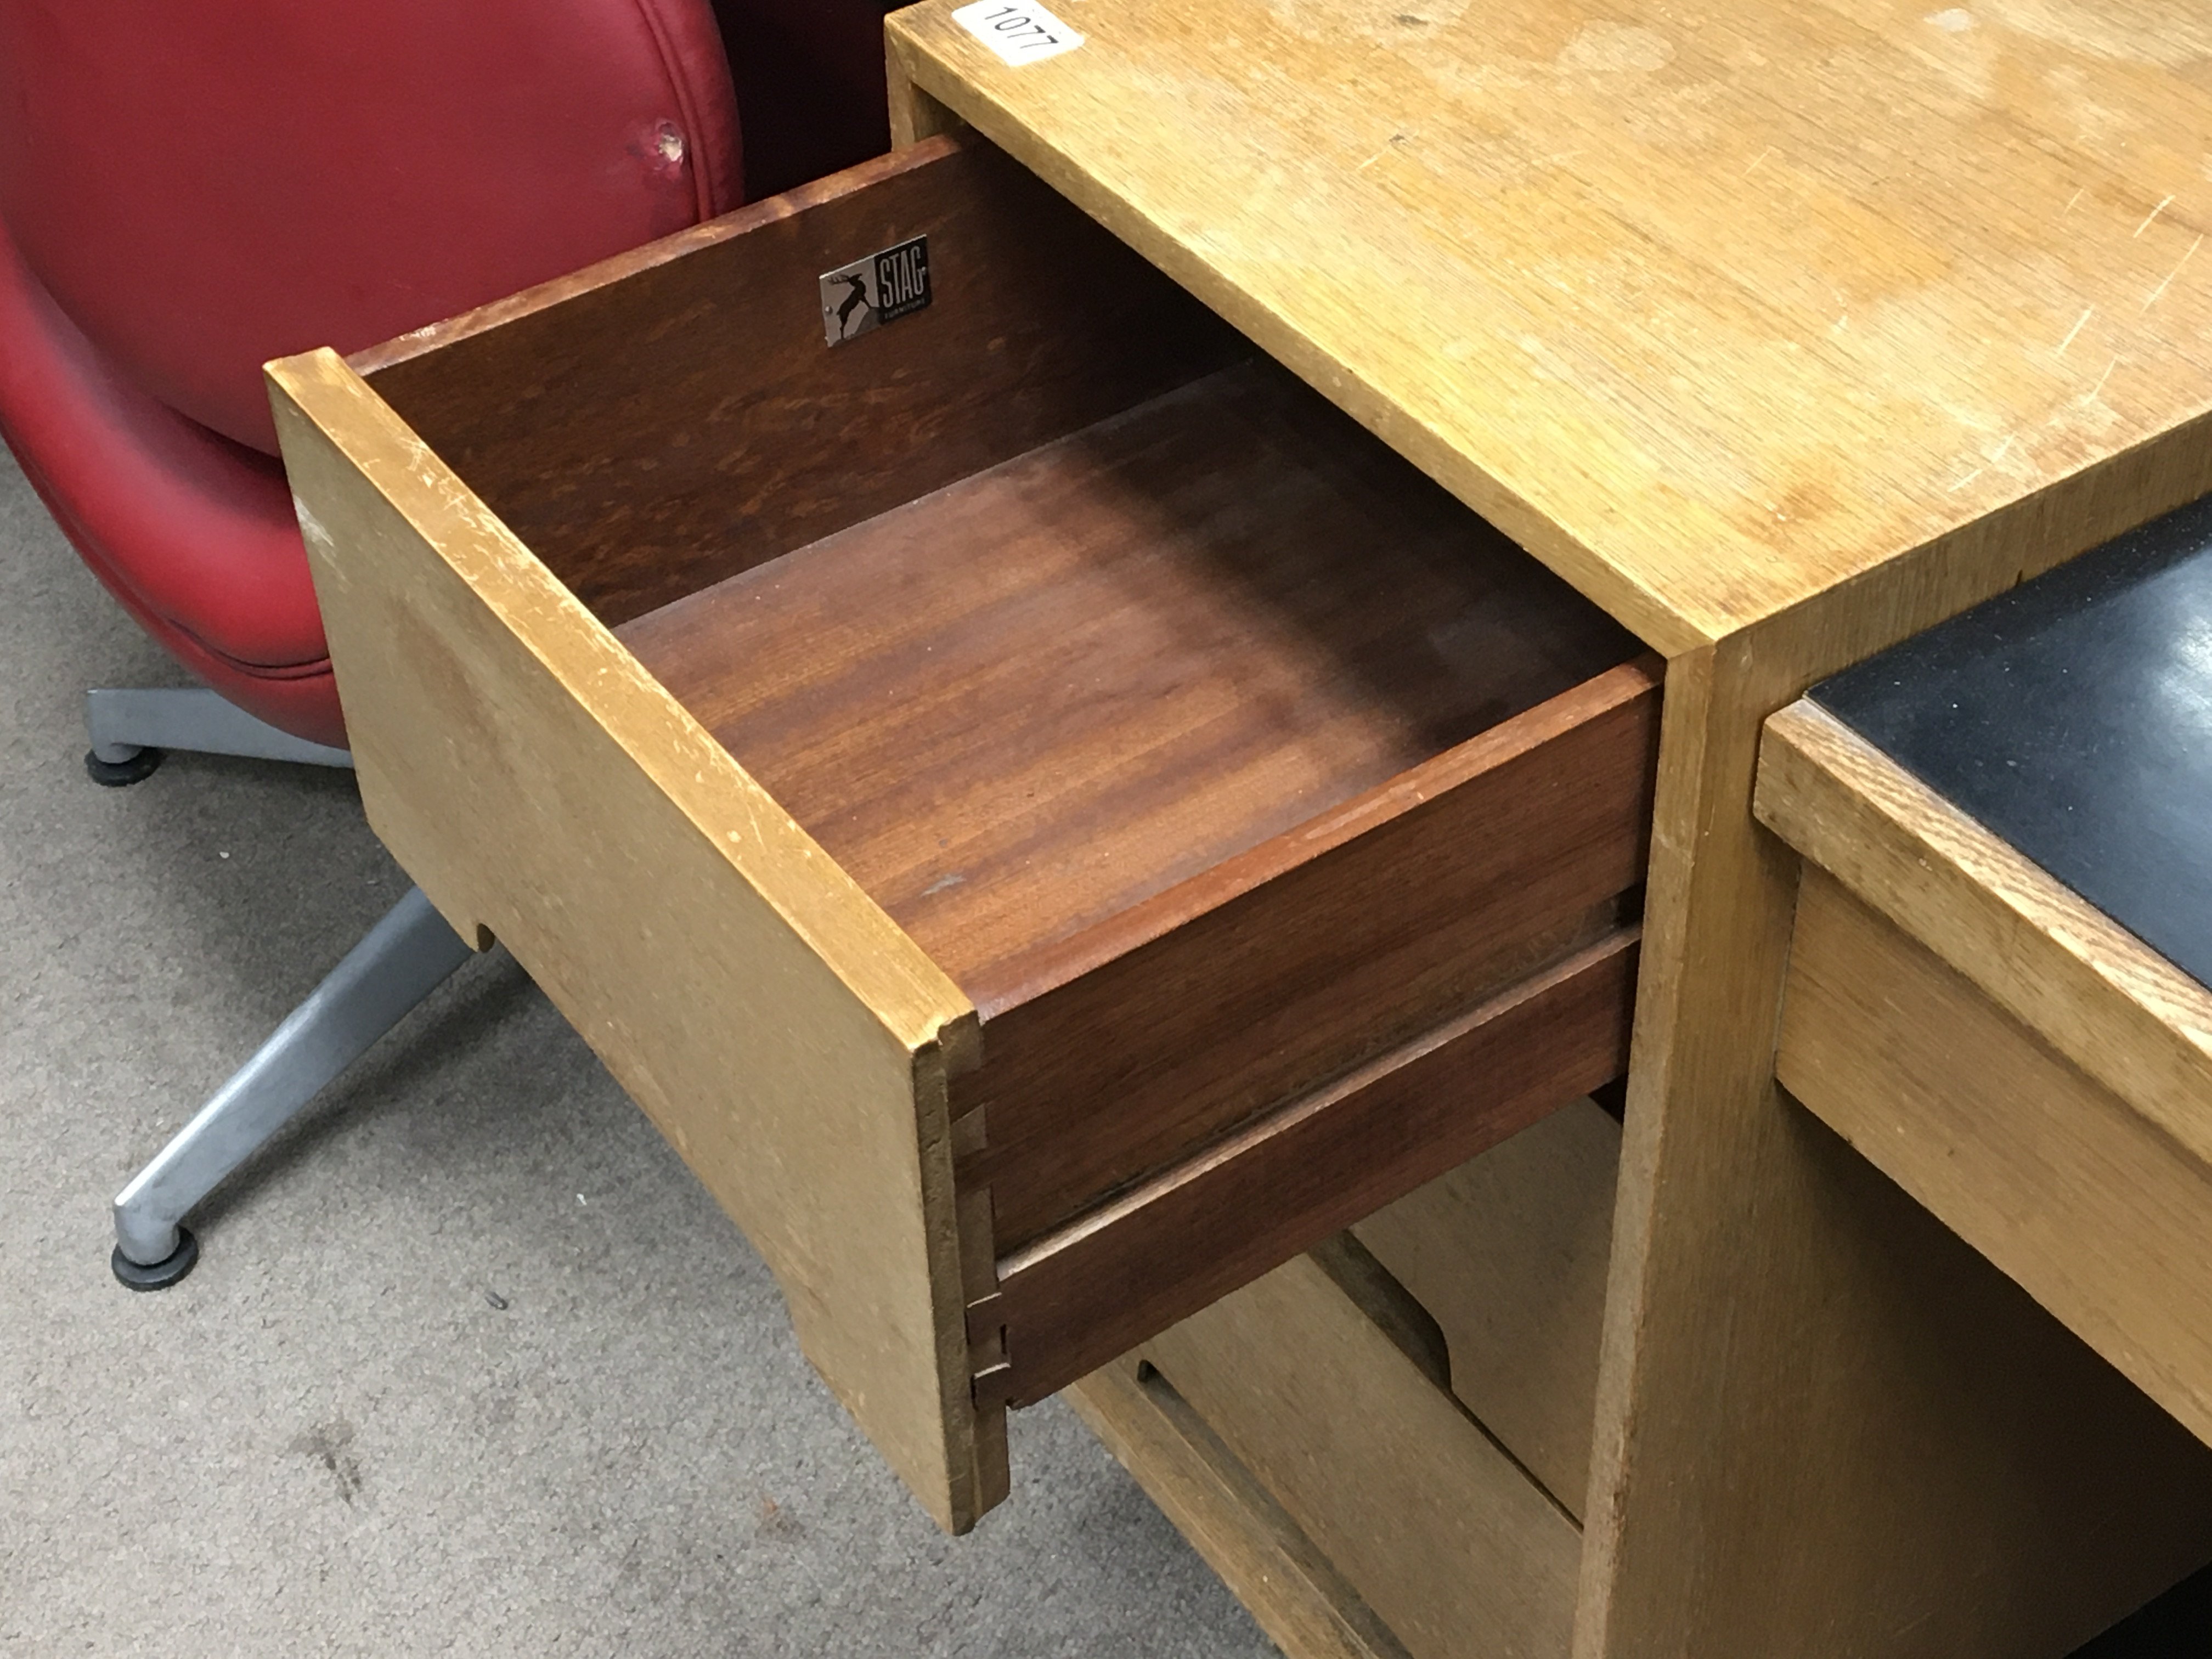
left=112, top=1227, right=199, bottom=1291
left=86, top=746, right=164, bottom=787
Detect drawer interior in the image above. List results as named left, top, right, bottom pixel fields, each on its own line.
left=332, top=131, right=1656, bottom=1514
left=614, top=354, right=1643, bottom=1263
left=585, top=350, right=1652, bottom=1409
left=622, top=358, right=1618, bottom=1019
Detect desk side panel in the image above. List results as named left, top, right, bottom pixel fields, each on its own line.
left=1582, top=628, right=2212, bottom=1659
left=268, top=350, right=997, bottom=1532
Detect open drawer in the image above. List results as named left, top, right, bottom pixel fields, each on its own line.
left=268, top=133, right=1659, bottom=1531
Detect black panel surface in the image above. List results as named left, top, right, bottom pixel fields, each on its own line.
left=1812, top=493, right=2212, bottom=991
left=2070, top=1556, right=2212, bottom=1657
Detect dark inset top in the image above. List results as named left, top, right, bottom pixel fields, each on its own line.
left=1812, top=492, right=2212, bottom=992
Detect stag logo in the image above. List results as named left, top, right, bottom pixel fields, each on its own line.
left=819, top=236, right=932, bottom=346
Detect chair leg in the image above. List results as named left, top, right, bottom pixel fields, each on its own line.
left=85, top=686, right=352, bottom=785
left=110, top=885, right=475, bottom=1288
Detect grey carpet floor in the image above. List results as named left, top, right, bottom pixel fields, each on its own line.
left=0, top=447, right=1277, bottom=1658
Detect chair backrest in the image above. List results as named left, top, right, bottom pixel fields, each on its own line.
left=0, top=0, right=741, bottom=454
left=706, top=0, right=890, bottom=202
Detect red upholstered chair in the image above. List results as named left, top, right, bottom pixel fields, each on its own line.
left=0, top=1, right=748, bottom=763
left=0, top=1, right=891, bottom=1286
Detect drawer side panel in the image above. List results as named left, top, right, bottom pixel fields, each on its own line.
left=983, top=929, right=1637, bottom=1405
left=269, top=351, right=998, bottom=1532
left=966, top=660, right=1659, bottom=1250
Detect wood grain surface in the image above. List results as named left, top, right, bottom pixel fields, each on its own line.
left=889, top=0, right=2212, bottom=656
left=980, top=929, right=1638, bottom=1407
left=1066, top=1359, right=1415, bottom=1659
left=1780, top=866, right=2212, bottom=1451
left=267, top=349, right=1000, bottom=1533
left=868, top=38, right=2212, bottom=1640
left=289, top=132, right=1662, bottom=1535
left=623, top=359, right=1640, bottom=1001
left=1355, top=1099, right=1621, bottom=1519
left=1760, top=689, right=2212, bottom=1458
left=1758, top=698, right=2212, bottom=1175
left=1142, top=1251, right=1582, bottom=1659
left=957, top=673, right=1651, bottom=1252
left=623, top=357, right=1654, bottom=1249
left=357, top=135, right=1242, bottom=625
left=284, top=8, right=2212, bottom=1615
left=1582, top=615, right=2212, bottom=1659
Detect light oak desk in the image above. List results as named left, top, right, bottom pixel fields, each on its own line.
left=269, top=0, right=2212, bottom=1654
left=883, top=3, right=2212, bottom=1655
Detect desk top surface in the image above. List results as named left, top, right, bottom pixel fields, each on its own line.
left=1815, top=491, right=2212, bottom=990
left=890, top=0, right=2212, bottom=652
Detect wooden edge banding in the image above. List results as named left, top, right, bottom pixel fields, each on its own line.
left=1065, top=1361, right=1414, bottom=1659
left=348, top=136, right=970, bottom=376
left=267, top=348, right=977, bottom=1059
left=1756, top=698, right=2212, bottom=1171
left=985, top=930, right=1639, bottom=1406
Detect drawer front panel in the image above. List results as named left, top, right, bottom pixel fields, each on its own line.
left=269, top=351, right=999, bottom=1532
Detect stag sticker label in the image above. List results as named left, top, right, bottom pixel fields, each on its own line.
left=819, top=235, right=932, bottom=346
left=952, top=1, right=1085, bottom=65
